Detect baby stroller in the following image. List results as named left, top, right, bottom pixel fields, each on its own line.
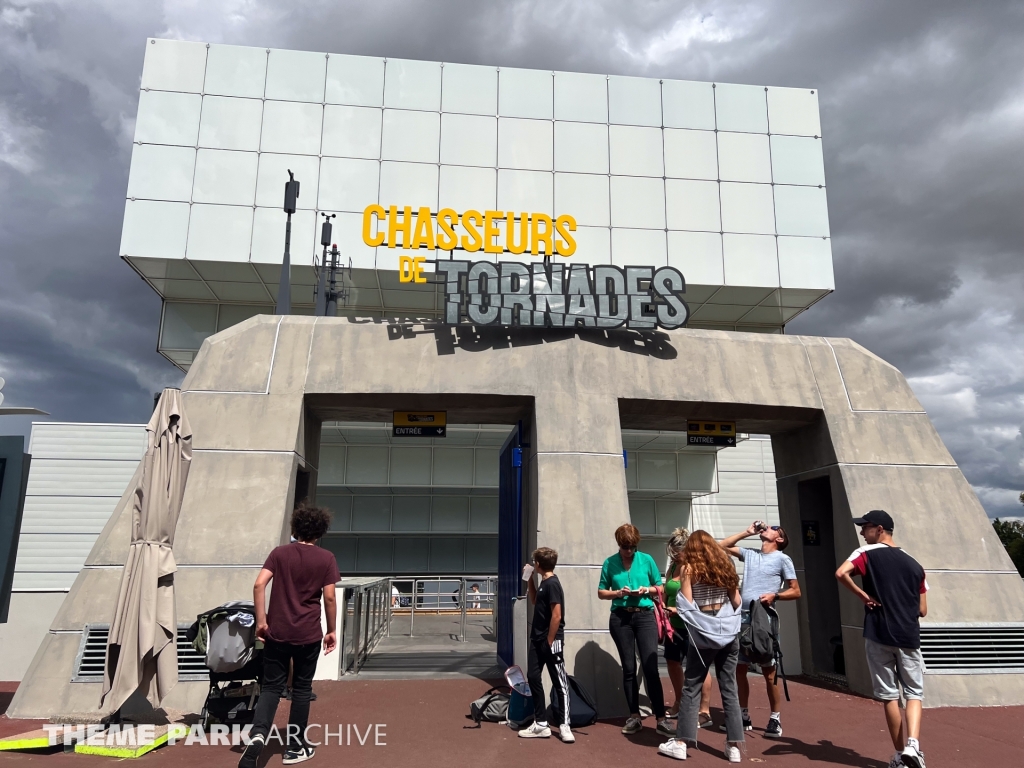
left=186, top=600, right=264, bottom=728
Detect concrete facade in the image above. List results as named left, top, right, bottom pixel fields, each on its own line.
left=10, top=316, right=1024, bottom=719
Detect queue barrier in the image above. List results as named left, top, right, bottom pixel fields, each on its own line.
left=386, top=576, right=497, bottom=642
left=336, top=577, right=390, bottom=676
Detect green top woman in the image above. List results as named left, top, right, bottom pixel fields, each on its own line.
left=597, top=528, right=662, bottom=609
left=597, top=523, right=670, bottom=736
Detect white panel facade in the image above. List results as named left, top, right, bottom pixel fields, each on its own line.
left=127, top=40, right=834, bottom=367
left=14, top=423, right=146, bottom=591
left=126, top=40, right=830, bottom=288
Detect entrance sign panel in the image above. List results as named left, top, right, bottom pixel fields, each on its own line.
left=687, top=421, right=737, bottom=447
left=393, top=411, right=447, bottom=438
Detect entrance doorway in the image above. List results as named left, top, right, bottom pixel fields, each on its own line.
left=315, top=420, right=513, bottom=677
left=797, top=476, right=846, bottom=678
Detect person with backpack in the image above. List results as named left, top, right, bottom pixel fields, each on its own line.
left=239, top=504, right=340, bottom=768
left=835, top=510, right=929, bottom=768
left=519, top=547, right=575, bottom=743
left=598, top=523, right=673, bottom=737
left=659, top=530, right=744, bottom=762
left=719, top=521, right=801, bottom=738
left=663, top=529, right=714, bottom=729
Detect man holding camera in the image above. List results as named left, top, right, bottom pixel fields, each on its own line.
left=719, top=521, right=801, bottom=738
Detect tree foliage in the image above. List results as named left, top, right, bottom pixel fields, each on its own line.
left=993, top=514, right=1024, bottom=577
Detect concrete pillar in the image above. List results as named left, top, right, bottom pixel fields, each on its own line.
left=529, top=392, right=634, bottom=717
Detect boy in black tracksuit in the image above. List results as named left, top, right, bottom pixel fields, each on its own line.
left=518, top=547, right=574, bottom=743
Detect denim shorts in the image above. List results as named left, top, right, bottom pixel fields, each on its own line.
left=864, top=638, right=925, bottom=701
left=663, top=628, right=689, bottom=663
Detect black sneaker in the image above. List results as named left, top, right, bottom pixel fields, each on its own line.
left=764, top=717, right=782, bottom=738
left=282, top=745, right=315, bottom=765
left=720, top=715, right=753, bottom=732
left=238, top=733, right=265, bottom=768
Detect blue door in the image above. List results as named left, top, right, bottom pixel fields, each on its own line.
left=497, top=422, right=524, bottom=667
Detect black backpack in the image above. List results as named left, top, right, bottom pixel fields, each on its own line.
left=548, top=675, right=598, bottom=728
left=467, top=686, right=510, bottom=727
left=739, top=599, right=775, bottom=665
left=739, top=600, right=790, bottom=701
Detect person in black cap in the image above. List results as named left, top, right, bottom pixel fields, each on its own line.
left=835, top=510, right=929, bottom=768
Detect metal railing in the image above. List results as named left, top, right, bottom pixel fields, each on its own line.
left=337, top=577, right=391, bottom=676
left=387, top=576, right=497, bottom=642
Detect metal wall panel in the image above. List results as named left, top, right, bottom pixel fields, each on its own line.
left=28, top=423, right=147, bottom=460
left=14, top=423, right=145, bottom=592
left=20, top=496, right=121, bottom=534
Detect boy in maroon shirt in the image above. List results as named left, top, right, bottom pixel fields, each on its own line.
left=240, top=504, right=340, bottom=768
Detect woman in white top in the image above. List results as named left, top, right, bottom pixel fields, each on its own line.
left=659, top=530, right=744, bottom=763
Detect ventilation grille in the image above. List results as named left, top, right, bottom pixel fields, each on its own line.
left=920, top=625, right=1024, bottom=671
left=73, top=625, right=209, bottom=682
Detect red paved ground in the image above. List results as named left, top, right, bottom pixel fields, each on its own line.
left=1, top=677, right=1021, bottom=766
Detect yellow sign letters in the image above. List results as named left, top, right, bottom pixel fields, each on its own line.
left=362, top=205, right=576, bottom=258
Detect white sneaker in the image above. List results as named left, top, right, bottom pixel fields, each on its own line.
left=621, top=716, right=642, bottom=734
left=657, top=738, right=687, bottom=760
left=902, top=742, right=925, bottom=768
left=518, top=722, right=551, bottom=738
left=281, top=746, right=315, bottom=765
left=558, top=724, right=575, bottom=743
left=888, top=752, right=905, bottom=768
left=726, top=742, right=742, bottom=763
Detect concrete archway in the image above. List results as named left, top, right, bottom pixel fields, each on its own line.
left=10, top=317, right=1023, bottom=719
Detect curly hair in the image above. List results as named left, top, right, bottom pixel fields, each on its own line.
left=681, top=530, right=738, bottom=590
left=665, top=527, right=690, bottom=578
left=291, top=502, right=333, bottom=543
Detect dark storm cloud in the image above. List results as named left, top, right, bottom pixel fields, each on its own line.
left=1, top=1, right=1021, bottom=515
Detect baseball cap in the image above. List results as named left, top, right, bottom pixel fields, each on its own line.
left=852, top=509, right=894, bottom=532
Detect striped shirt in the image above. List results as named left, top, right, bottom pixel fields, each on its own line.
left=691, top=582, right=730, bottom=608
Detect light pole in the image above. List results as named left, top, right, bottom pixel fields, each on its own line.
left=326, top=242, right=342, bottom=317
left=276, top=170, right=300, bottom=316
left=315, top=213, right=336, bottom=317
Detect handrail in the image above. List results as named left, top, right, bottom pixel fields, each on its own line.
left=337, top=577, right=390, bottom=676
left=387, top=576, right=497, bottom=642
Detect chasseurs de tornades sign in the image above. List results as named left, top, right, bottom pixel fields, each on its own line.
left=432, top=260, right=690, bottom=330
left=362, top=205, right=577, bottom=257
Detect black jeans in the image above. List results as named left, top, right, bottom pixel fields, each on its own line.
left=608, top=608, right=666, bottom=719
left=250, top=639, right=321, bottom=748
left=526, top=637, right=571, bottom=724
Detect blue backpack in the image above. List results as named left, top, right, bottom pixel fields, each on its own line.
left=504, top=665, right=533, bottom=729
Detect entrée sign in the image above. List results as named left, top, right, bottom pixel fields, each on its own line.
left=429, top=260, right=690, bottom=330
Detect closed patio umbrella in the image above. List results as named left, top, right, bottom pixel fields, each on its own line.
left=101, top=388, right=192, bottom=715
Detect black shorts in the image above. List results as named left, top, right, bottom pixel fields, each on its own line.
left=664, top=629, right=689, bottom=663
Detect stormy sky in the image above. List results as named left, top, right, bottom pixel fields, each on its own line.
left=0, top=1, right=1021, bottom=518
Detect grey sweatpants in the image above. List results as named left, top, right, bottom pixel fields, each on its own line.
left=677, top=637, right=744, bottom=745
